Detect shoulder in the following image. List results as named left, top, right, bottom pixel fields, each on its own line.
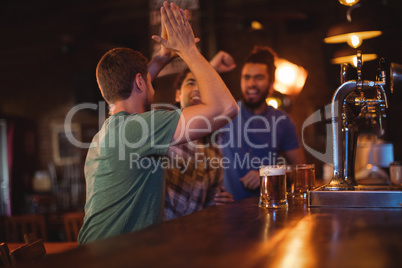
left=126, top=109, right=182, bottom=122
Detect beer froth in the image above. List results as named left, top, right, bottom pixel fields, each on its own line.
left=259, top=166, right=285, bottom=176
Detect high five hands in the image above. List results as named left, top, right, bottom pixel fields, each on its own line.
left=152, top=2, right=197, bottom=58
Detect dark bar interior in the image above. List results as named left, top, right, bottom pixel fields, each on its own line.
left=1, top=0, right=402, bottom=267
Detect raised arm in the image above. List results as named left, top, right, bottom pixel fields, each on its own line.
left=148, top=9, right=199, bottom=81
left=147, top=7, right=177, bottom=81
left=209, top=51, right=236, bottom=73
left=152, top=2, right=238, bottom=145
left=147, top=52, right=175, bottom=81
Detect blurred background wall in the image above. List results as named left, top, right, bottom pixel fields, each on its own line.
left=1, top=0, right=402, bottom=214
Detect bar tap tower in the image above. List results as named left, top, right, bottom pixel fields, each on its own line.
left=322, top=51, right=388, bottom=190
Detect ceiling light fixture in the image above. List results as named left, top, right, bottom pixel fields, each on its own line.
left=324, top=4, right=382, bottom=48
left=251, top=20, right=263, bottom=30
left=330, top=47, right=377, bottom=67
left=274, top=59, right=308, bottom=96
left=324, top=20, right=382, bottom=48
left=338, top=0, right=360, bottom=7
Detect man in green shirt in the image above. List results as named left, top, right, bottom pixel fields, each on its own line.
left=78, top=2, right=238, bottom=244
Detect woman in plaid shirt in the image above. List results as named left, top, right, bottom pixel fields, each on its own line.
left=164, top=51, right=236, bottom=220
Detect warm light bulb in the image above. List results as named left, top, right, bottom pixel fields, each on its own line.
left=251, top=20, right=263, bottom=30
left=338, top=0, right=360, bottom=6
left=277, top=66, right=296, bottom=85
left=351, top=55, right=365, bottom=68
left=347, top=34, right=362, bottom=48
left=330, top=52, right=377, bottom=66
left=266, top=98, right=279, bottom=109
left=274, top=59, right=307, bottom=95
left=274, top=58, right=308, bottom=95
left=352, top=56, right=358, bottom=67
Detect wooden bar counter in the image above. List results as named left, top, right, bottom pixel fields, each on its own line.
left=20, top=196, right=402, bottom=268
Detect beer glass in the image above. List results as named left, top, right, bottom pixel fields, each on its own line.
left=259, top=165, right=288, bottom=209
left=293, top=164, right=315, bottom=198
left=390, top=161, right=402, bottom=185
left=285, top=165, right=295, bottom=194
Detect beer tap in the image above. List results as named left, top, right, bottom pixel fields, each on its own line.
left=321, top=51, right=388, bottom=191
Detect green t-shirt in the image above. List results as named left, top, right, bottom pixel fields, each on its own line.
left=78, top=109, right=181, bottom=244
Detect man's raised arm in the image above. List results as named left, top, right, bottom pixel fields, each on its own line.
left=152, top=2, right=238, bottom=145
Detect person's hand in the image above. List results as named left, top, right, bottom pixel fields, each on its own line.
left=157, top=9, right=200, bottom=59
left=209, top=51, right=236, bottom=73
left=157, top=9, right=176, bottom=59
left=214, top=186, right=234, bottom=205
left=152, top=2, right=197, bottom=57
left=240, top=170, right=260, bottom=190
left=148, top=6, right=200, bottom=80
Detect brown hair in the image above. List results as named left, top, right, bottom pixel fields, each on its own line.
left=244, top=46, right=277, bottom=88
left=96, top=47, right=148, bottom=103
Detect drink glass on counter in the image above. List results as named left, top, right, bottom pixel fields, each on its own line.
left=259, top=165, right=288, bottom=209
left=390, top=161, right=402, bottom=185
left=293, top=164, right=315, bottom=198
left=285, top=165, right=295, bottom=195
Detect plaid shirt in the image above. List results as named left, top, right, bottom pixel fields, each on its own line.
left=164, top=136, right=223, bottom=220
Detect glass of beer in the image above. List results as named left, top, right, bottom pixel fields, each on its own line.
left=259, top=165, right=288, bottom=209
left=293, top=164, right=315, bottom=198
left=285, top=165, right=295, bottom=195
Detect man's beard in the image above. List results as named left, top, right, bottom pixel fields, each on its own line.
left=242, top=94, right=267, bottom=110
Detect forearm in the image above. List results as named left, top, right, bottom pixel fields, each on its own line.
left=147, top=53, right=175, bottom=81
left=154, top=2, right=239, bottom=143
left=180, top=47, right=238, bottom=119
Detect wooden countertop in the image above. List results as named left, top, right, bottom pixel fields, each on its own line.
left=8, top=242, right=78, bottom=255
left=18, top=196, right=402, bottom=268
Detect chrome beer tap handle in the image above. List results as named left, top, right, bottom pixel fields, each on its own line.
left=320, top=52, right=390, bottom=191
left=356, top=50, right=363, bottom=91
left=321, top=80, right=356, bottom=191
left=341, top=63, right=349, bottom=84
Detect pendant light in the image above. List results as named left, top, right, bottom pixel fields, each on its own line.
left=338, top=0, right=360, bottom=7
left=324, top=4, right=382, bottom=48
left=324, top=20, right=382, bottom=48
left=330, top=47, right=377, bottom=67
